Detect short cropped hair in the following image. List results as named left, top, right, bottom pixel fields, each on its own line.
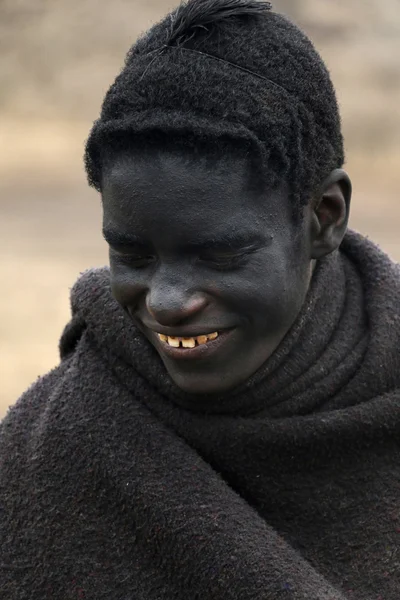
left=85, top=0, right=344, bottom=217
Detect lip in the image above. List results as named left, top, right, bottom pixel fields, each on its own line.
left=150, top=328, right=235, bottom=361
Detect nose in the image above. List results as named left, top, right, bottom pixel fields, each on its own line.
left=145, top=275, right=208, bottom=326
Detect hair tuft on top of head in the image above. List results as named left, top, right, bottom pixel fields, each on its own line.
left=166, top=0, right=272, bottom=47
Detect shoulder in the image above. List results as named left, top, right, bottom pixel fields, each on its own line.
left=0, top=359, right=76, bottom=509
left=0, top=268, right=104, bottom=438
left=0, top=268, right=109, bottom=459
left=1, top=359, right=72, bottom=447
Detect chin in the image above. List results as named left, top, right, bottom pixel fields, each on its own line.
left=170, top=372, right=240, bottom=397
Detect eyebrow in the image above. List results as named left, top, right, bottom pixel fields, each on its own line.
left=102, top=227, right=267, bottom=251
left=185, top=231, right=266, bottom=251
left=102, top=228, right=148, bottom=247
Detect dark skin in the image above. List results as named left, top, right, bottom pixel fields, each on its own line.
left=101, top=148, right=351, bottom=396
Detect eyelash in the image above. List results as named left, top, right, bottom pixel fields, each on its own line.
left=198, top=253, right=249, bottom=271
left=112, top=251, right=156, bottom=268
left=111, top=250, right=252, bottom=271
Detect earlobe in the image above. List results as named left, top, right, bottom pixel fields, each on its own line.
left=310, top=169, right=352, bottom=259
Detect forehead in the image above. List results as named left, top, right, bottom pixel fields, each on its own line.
left=101, top=147, right=292, bottom=235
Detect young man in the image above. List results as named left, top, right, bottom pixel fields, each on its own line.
left=1, top=1, right=399, bottom=598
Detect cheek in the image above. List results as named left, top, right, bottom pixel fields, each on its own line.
left=109, top=259, right=146, bottom=308
left=225, top=250, right=309, bottom=325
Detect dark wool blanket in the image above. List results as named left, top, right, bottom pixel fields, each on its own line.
left=1, top=230, right=400, bottom=600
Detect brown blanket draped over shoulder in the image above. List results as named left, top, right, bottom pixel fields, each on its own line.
left=1, top=230, right=400, bottom=600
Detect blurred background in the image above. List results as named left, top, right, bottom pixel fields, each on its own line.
left=1, top=0, right=399, bottom=417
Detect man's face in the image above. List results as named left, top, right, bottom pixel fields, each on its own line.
left=101, top=147, right=313, bottom=395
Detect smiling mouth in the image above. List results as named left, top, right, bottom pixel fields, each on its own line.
left=157, top=332, right=219, bottom=348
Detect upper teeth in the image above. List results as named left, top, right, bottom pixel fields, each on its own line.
left=158, top=332, right=219, bottom=348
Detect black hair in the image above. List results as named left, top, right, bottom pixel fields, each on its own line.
left=85, top=0, right=344, bottom=218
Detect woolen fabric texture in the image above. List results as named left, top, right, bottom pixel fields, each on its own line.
left=1, top=230, right=399, bottom=599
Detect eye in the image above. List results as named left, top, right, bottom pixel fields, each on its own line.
left=111, top=250, right=156, bottom=268
left=198, top=252, right=249, bottom=271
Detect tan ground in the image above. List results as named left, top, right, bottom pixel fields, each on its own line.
left=1, top=0, right=399, bottom=417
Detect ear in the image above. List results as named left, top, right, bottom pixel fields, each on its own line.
left=309, top=169, right=352, bottom=259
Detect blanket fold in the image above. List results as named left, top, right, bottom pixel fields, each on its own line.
left=1, top=230, right=399, bottom=599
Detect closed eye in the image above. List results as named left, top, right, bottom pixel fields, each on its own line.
left=110, top=248, right=156, bottom=268
left=198, top=249, right=254, bottom=270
